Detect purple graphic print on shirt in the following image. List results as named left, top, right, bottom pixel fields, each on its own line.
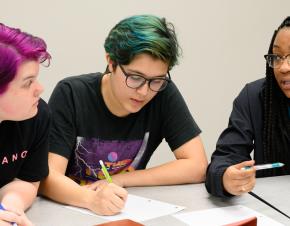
left=67, top=134, right=149, bottom=184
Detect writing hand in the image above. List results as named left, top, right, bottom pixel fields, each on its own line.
left=87, top=183, right=128, bottom=215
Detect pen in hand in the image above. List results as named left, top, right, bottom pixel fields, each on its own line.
left=0, top=203, right=18, bottom=226
left=99, top=160, right=128, bottom=211
left=99, top=160, right=113, bottom=183
left=242, top=162, right=285, bottom=171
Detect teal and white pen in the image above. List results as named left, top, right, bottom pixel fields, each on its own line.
left=99, top=160, right=113, bottom=183
left=243, top=162, right=284, bottom=171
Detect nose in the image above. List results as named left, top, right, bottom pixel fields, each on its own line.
left=34, top=80, right=44, bottom=96
left=278, top=59, right=290, bottom=73
left=136, top=81, right=150, bottom=96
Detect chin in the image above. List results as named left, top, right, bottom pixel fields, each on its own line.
left=31, top=108, right=38, bottom=117
left=23, top=108, right=38, bottom=120
left=129, top=106, right=143, bottom=114
left=282, top=90, right=290, bottom=98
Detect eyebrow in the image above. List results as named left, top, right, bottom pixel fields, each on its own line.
left=126, top=68, right=167, bottom=78
left=273, top=43, right=281, bottom=49
left=273, top=44, right=290, bottom=51
left=22, top=75, right=37, bottom=82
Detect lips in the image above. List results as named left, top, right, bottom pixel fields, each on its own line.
left=131, top=98, right=144, bottom=103
left=131, top=98, right=144, bottom=102
left=281, top=80, right=290, bottom=89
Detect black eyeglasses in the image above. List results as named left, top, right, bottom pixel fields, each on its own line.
left=264, top=54, right=290, bottom=69
left=118, top=64, right=171, bottom=92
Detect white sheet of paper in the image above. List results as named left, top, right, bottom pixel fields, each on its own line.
left=65, top=194, right=185, bottom=222
left=173, top=205, right=284, bottom=226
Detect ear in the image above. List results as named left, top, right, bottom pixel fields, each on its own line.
left=105, top=53, right=114, bottom=72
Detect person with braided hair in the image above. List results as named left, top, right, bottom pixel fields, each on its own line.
left=205, top=16, right=290, bottom=197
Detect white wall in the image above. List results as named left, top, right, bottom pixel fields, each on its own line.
left=1, top=0, right=289, bottom=166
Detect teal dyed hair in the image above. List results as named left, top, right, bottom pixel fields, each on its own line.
left=104, top=14, right=181, bottom=70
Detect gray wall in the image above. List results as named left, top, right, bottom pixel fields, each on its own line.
left=1, top=1, right=289, bottom=166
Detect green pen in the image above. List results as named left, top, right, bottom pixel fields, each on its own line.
left=99, top=160, right=113, bottom=183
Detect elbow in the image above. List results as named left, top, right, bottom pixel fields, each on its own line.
left=194, top=162, right=208, bottom=183
left=188, top=159, right=208, bottom=184
left=38, top=170, right=54, bottom=196
left=38, top=177, right=48, bottom=197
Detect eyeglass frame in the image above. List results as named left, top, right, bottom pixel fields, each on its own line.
left=118, top=64, right=171, bottom=92
left=264, top=53, right=290, bottom=69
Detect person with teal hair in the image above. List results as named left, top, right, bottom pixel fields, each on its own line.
left=40, top=14, right=208, bottom=216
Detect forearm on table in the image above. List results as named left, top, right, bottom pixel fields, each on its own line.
left=39, top=169, right=93, bottom=209
left=113, top=158, right=207, bottom=187
left=0, top=180, right=39, bottom=211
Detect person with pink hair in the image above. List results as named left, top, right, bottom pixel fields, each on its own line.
left=0, top=23, right=51, bottom=226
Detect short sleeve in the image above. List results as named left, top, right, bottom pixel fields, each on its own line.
left=161, top=82, right=201, bottom=151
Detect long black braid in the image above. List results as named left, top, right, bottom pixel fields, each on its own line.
left=260, top=17, right=290, bottom=177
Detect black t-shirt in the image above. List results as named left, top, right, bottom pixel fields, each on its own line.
left=0, top=99, right=50, bottom=187
left=49, top=73, right=201, bottom=184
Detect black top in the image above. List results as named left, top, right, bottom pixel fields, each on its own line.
left=0, top=99, right=50, bottom=187
left=49, top=72, right=201, bottom=184
left=205, top=78, right=290, bottom=197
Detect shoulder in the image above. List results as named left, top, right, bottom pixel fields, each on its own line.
left=155, top=80, right=181, bottom=100
left=55, top=72, right=102, bottom=90
left=151, top=81, right=191, bottom=114
left=57, top=72, right=103, bottom=90
left=31, top=98, right=50, bottom=125
left=241, top=78, right=265, bottom=96
left=163, top=80, right=179, bottom=94
left=37, top=98, right=49, bottom=115
left=150, top=81, right=186, bottom=110
left=236, top=78, right=265, bottom=102
left=244, top=78, right=265, bottom=92
left=232, top=78, right=265, bottom=118
left=50, top=72, right=103, bottom=101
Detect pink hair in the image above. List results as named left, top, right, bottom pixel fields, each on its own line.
left=0, top=23, right=51, bottom=94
